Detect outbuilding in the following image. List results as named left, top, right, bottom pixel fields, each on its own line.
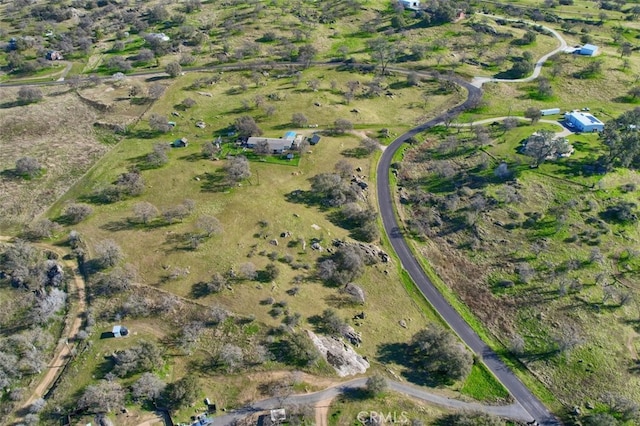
left=309, top=134, right=321, bottom=145
left=579, top=44, right=598, bottom=56
left=112, top=325, right=129, bottom=338
left=540, top=108, right=560, bottom=116
left=565, top=111, right=604, bottom=132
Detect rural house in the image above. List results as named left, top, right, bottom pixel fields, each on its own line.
left=400, top=0, right=421, bottom=10
left=565, top=111, right=604, bottom=132
left=247, top=131, right=300, bottom=154
left=46, top=50, right=63, bottom=60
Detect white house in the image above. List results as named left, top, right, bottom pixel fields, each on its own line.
left=112, top=325, right=129, bottom=338
left=400, top=0, right=421, bottom=10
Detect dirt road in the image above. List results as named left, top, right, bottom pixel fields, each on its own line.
left=1, top=237, right=88, bottom=423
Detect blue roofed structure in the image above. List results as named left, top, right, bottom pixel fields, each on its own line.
left=579, top=44, right=598, bottom=56
left=284, top=131, right=297, bottom=141
left=565, top=111, right=604, bottom=132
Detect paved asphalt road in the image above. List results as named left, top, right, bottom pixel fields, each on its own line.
left=375, top=77, right=560, bottom=426
left=208, top=378, right=531, bottom=426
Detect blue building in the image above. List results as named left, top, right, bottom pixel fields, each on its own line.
left=566, top=111, right=604, bottom=132
left=579, top=44, right=598, bottom=56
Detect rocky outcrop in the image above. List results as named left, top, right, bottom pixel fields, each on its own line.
left=332, top=239, right=390, bottom=263
left=306, top=330, right=369, bottom=377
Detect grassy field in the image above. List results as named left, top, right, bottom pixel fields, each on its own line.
left=34, top=67, right=510, bottom=424
left=397, top=119, right=640, bottom=412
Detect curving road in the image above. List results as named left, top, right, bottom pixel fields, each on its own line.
left=208, top=378, right=530, bottom=426
left=376, top=14, right=568, bottom=426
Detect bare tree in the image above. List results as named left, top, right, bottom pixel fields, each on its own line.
left=253, top=139, right=271, bottom=155
left=132, top=372, right=166, bottom=403
left=17, top=86, right=43, bottom=104
left=239, top=262, right=257, bottom=280
left=133, top=202, right=159, bottom=224
left=78, top=381, right=125, bottom=413
left=165, top=61, right=182, bottom=78
left=234, top=115, right=262, bottom=138
left=333, top=118, right=353, bottom=134
left=335, top=160, right=354, bottom=178
left=524, top=107, right=542, bottom=124
left=226, top=156, right=251, bottom=183
left=63, top=203, right=93, bottom=224
left=218, top=344, right=244, bottom=372
left=292, top=112, right=308, bottom=127
left=149, top=114, right=172, bottom=133
left=147, top=143, right=170, bottom=167
left=360, top=137, right=379, bottom=155
left=148, top=83, right=166, bottom=100
left=197, top=215, right=223, bottom=237
left=15, top=157, right=42, bottom=177
left=95, top=239, right=123, bottom=268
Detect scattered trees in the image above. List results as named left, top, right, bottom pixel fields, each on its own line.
left=112, top=340, right=163, bottom=377
left=78, top=381, right=126, bottom=413
left=600, top=107, right=640, bottom=170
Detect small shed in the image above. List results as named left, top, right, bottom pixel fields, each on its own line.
left=286, top=153, right=294, bottom=160
left=309, top=134, right=321, bottom=145
left=540, top=108, right=560, bottom=116
left=270, top=408, right=286, bottom=423
left=112, top=325, right=129, bottom=338
left=172, top=137, right=188, bottom=147
left=579, top=44, right=598, bottom=56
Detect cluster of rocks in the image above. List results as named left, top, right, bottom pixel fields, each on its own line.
left=306, top=330, right=369, bottom=377
left=331, top=239, right=390, bottom=263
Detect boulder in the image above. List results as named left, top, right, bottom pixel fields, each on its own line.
left=306, top=330, right=369, bottom=377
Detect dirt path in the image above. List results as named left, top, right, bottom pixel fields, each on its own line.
left=314, top=396, right=335, bottom=426
left=1, top=236, right=88, bottom=423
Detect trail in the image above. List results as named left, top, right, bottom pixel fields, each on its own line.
left=0, top=236, right=87, bottom=425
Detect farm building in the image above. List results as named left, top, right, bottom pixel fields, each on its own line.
left=112, top=325, right=129, bottom=338
left=400, top=0, right=421, bottom=10
left=565, top=111, right=604, bottom=132
left=541, top=108, right=560, bottom=116
left=309, top=134, right=321, bottom=145
left=579, top=44, right=598, bottom=56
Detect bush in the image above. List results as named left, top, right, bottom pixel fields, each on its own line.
left=15, top=157, right=42, bottom=177
left=63, top=203, right=93, bottom=224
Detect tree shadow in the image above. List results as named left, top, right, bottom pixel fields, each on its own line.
left=376, top=342, right=452, bottom=387
left=190, top=282, right=211, bottom=299
left=179, top=153, right=205, bottom=162
left=199, top=170, right=231, bottom=192
left=341, top=147, right=371, bottom=158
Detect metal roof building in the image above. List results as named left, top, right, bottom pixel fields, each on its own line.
left=566, top=111, right=604, bottom=132
left=579, top=44, right=598, bottom=56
